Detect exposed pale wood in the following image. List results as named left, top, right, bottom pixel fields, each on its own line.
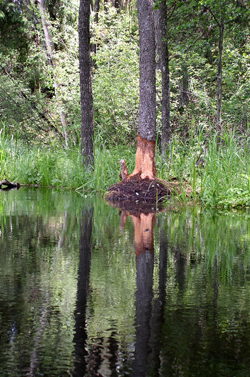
left=130, top=134, right=156, bottom=180
left=119, top=159, right=129, bottom=180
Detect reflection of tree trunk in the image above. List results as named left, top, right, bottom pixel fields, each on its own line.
left=131, top=213, right=155, bottom=256
left=129, top=213, right=155, bottom=377
left=73, top=206, right=93, bottom=376
left=213, top=255, right=218, bottom=326
left=133, top=249, right=154, bottom=377
left=148, top=217, right=168, bottom=375
left=37, top=0, right=69, bottom=148
left=175, top=246, right=188, bottom=292
left=57, top=211, right=68, bottom=249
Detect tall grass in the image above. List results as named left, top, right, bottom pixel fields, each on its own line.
left=0, top=133, right=136, bottom=194
left=159, top=131, right=250, bottom=208
left=1, top=129, right=250, bottom=207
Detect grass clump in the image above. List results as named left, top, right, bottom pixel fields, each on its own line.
left=0, top=135, right=136, bottom=194
left=159, top=131, right=250, bottom=208
left=1, top=129, right=250, bottom=208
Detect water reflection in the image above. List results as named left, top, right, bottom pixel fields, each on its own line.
left=73, top=206, right=93, bottom=376
left=2, top=191, right=250, bottom=376
left=118, top=208, right=166, bottom=377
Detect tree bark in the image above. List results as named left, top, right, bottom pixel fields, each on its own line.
left=131, top=0, right=156, bottom=180
left=217, top=17, right=224, bottom=146
left=154, top=0, right=171, bottom=158
left=79, top=0, right=94, bottom=168
left=37, top=0, right=69, bottom=148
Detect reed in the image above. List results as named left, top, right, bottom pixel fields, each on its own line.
left=163, top=131, right=250, bottom=208
left=1, top=129, right=250, bottom=207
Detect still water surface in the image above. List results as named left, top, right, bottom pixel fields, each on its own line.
left=1, top=188, right=250, bottom=376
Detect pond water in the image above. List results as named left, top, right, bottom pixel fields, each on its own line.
left=1, top=188, right=250, bottom=376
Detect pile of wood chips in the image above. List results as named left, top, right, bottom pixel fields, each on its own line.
left=106, top=174, right=174, bottom=206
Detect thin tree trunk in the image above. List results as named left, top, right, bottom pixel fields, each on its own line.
left=79, top=0, right=94, bottom=168
left=131, top=0, right=156, bottom=180
left=90, top=0, right=100, bottom=55
left=94, top=0, right=100, bottom=23
left=217, top=17, right=224, bottom=146
left=37, top=0, right=69, bottom=148
left=154, top=0, right=171, bottom=158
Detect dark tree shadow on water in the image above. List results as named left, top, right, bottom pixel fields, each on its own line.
left=118, top=208, right=168, bottom=377
left=73, top=206, right=93, bottom=377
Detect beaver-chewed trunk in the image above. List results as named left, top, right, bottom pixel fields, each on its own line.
left=130, top=134, right=156, bottom=180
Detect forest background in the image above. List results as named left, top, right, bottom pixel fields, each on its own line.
left=0, top=0, right=250, bottom=208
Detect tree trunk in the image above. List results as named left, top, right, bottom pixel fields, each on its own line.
left=217, top=17, right=224, bottom=146
left=179, top=63, right=189, bottom=108
left=154, top=0, right=171, bottom=158
left=37, top=0, right=69, bottom=148
left=90, top=0, right=100, bottom=55
left=131, top=0, right=156, bottom=180
left=94, top=0, right=100, bottom=23
left=79, top=0, right=94, bottom=168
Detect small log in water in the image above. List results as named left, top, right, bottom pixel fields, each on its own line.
left=0, top=179, right=20, bottom=189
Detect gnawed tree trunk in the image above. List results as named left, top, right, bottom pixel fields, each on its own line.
left=79, top=0, right=94, bottom=168
left=154, top=0, right=171, bottom=157
left=37, top=0, right=69, bottom=149
left=130, top=0, right=156, bottom=180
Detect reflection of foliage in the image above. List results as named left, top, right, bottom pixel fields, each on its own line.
left=0, top=189, right=82, bottom=375
left=85, top=198, right=136, bottom=373
left=157, top=208, right=250, bottom=376
left=2, top=191, right=250, bottom=375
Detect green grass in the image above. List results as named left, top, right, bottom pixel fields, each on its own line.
left=0, top=136, right=136, bottom=194
left=1, top=131, right=250, bottom=208
left=158, top=131, right=250, bottom=208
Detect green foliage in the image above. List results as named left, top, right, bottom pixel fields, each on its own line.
left=0, top=0, right=29, bottom=58
left=91, top=6, right=139, bottom=145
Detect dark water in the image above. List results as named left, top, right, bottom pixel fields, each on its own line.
left=1, top=189, right=250, bottom=376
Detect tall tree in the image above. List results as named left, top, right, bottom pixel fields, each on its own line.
left=79, top=0, right=94, bottom=168
left=130, top=0, right=156, bottom=180
left=37, top=0, right=69, bottom=148
left=154, top=0, right=171, bottom=157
